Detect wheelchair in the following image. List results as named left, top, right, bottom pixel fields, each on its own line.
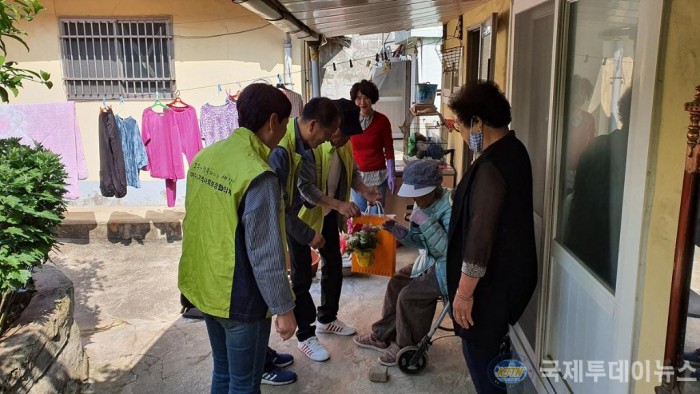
left=396, top=297, right=455, bottom=375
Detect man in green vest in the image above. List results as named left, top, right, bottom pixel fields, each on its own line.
left=178, top=83, right=296, bottom=393
left=268, top=98, right=343, bottom=362
left=293, top=98, right=382, bottom=362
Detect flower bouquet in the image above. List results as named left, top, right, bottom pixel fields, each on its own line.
left=341, top=219, right=381, bottom=267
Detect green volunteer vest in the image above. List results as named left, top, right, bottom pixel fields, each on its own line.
left=178, top=128, right=283, bottom=318
left=278, top=119, right=303, bottom=209
left=298, top=142, right=355, bottom=233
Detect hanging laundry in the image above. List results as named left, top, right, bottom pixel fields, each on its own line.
left=587, top=56, right=634, bottom=135
left=115, top=115, right=148, bottom=188
left=142, top=108, right=183, bottom=207
left=168, top=101, right=203, bottom=163
left=98, top=108, right=128, bottom=198
left=280, top=88, right=304, bottom=118
left=0, top=102, right=88, bottom=199
left=141, top=103, right=202, bottom=207
left=200, top=101, right=239, bottom=146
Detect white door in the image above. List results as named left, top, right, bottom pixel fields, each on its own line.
left=543, top=0, right=662, bottom=392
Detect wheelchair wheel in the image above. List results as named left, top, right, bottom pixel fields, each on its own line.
left=397, top=346, right=428, bottom=375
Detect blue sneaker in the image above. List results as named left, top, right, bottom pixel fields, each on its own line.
left=261, top=367, right=297, bottom=386
left=269, top=349, right=294, bottom=368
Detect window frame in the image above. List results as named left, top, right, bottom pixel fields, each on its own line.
left=58, top=17, right=176, bottom=101
left=466, top=13, right=498, bottom=83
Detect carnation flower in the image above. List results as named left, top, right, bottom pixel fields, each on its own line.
left=341, top=218, right=381, bottom=255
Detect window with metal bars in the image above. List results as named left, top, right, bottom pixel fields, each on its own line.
left=59, top=18, right=175, bottom=100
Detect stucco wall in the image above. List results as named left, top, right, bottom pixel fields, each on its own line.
left=442, top=0, right=511, bottom=179
left=634, top=0, right=700, bottom=392
left=4, top=0, right=304, bottom=207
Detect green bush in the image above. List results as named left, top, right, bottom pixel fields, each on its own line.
left=0, top=138, right=67, bottom=335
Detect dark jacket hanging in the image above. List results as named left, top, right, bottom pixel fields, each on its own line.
left=99, top=109, right=128, bottom=198
left=446, top=131, right=538, bottom=338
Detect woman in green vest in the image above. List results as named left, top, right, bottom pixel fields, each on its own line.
left=178, top=84, right=297, bottom=394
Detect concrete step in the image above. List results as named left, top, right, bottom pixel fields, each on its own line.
left=57, top=207, right=184, bottom=244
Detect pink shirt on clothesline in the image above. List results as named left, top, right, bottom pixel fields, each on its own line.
left=141, top=108, right=185, bottom=180
left=169, top=105, right=202, bottom=165
left=141, top=105, right=202, bottom=207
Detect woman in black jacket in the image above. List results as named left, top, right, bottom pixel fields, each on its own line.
left=446, top=81, right=538, bottom=393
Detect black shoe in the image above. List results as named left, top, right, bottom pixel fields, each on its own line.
left=269, top=348, right=294, bottom=368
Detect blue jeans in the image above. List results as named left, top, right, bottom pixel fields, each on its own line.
left=351, top=180, right=388, bottom=214
left=204, top=315, right=271, bottom=394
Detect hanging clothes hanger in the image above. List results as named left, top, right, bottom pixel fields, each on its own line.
left=251, top=78, right=271, bottom=85
left=276, top=74, right=286, bottom=90
left=114, top=95, right=125, bottom=117
left=150, top=91, right=169, bottom=111
left=100, top=98, right=112, bottom=113
left=229, top=82, right=242, bottom=102
left=207, top=84, right=228, bottom=106
left=168, top=90, right=190, bottom=108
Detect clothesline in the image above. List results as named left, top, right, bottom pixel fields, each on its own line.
left=177, top=54, right=411, bottom=93
left=175, top=35, right=450, bottom=93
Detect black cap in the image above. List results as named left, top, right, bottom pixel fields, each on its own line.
left=333, top=98, right=363, bottom=136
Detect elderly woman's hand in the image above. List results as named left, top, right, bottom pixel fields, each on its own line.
left=382, top=220, right=408, bottom=239
left=452, top=291, right=475, bottom=329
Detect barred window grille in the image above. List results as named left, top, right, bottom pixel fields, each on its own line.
left=59, top=18, right=175, bottom=100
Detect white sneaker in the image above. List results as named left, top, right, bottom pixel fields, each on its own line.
left=297, top=336, right=330, bottom=362
left=316, top=318, right=356, bottom=336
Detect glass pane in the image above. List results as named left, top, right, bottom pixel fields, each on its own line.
left=557, top=0, right=640, bottom=291
left=479, top=21, right=492, bottom=81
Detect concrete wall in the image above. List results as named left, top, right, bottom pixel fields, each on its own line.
left=441, top=0, right=511, bottom=179
left=320, top=33, right=388, bottom=100
left=633, top=0, right=700, bottom=392
left=320, top=33, right=415, bottom=153
left=5, top=0, right=304, bottom=207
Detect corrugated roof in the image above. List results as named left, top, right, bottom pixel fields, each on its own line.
left=277, top=0, right=479, bottom=36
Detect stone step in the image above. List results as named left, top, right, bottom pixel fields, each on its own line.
left=57, top=207, right=184, bottom=244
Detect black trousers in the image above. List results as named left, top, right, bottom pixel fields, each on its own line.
left=288, top=212, right=343, bottom=341
left=459, top=294, right=510, bottom=394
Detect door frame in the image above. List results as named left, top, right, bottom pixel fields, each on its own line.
left=545, top=0, right=664, bottom=391
left=506, top=1, right=562, bottom=391
left=507, top=0, right=665, bottom=392
left=612, top=0, right=665, bottom=384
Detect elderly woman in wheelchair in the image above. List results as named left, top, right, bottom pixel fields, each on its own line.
left=353, top=160, right=451, bottom=370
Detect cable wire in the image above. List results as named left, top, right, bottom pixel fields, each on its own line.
left=173, top=24, right=271, bottom=39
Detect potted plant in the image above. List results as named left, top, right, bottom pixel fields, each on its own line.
left=0, top=138, right=67, bottom=336
left=341, top=219, right=381, bottom=267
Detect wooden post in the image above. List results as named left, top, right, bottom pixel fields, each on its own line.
left=656, top=86, right=700, bottom=394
